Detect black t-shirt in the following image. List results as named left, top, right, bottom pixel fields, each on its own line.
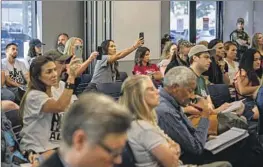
left=203, top=57, right=228, bottom=84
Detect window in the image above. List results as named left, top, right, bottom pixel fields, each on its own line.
left=1, top=1, right=38, bottom=59
left=170, top=1, right=189, bottom=43
left=196, top=1, right=216, bottom=43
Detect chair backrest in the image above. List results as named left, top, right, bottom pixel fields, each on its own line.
left=114, top=142, right=136, bottom=167
left=96, top=82, right=123, bottom=100
left=4, top=110, right=23, bottom=143
left=207, top=84, right=232, bottom=108
left=118, top=72, right=128, bottom=82
left=80, top=74, right=92, bottom=83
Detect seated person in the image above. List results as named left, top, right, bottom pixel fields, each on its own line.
left=203, top=39, right=230, bottom=85
left=133, top=46, right=163, bottom=83
left=119, top=75, right=231, bottom=167
left=165, top=40, right=194, bottom=74
left=159, top=42, right=177, bottom=76
left=234, top=48, right=261, bottom=120
left=156, top=67, right=210, bottom=158
left=44, top=50, right=78, bottom=102
left=90, top=38, right=143, bottom=84
left=1, top=70, right=15, bottom=101
left=26, top=38, right=45, bottom=67
left=63, top=37, right=98, bottom=77
left=19, top=56, right=81, bottom=156
left=2, top=43, right=29, bottom=103
left=39, top=93, right=132, bottom=167
left=187, top=45, right=236, bottom=115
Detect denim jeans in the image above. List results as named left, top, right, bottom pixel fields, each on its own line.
left=1, top=87, right=16, bottom=101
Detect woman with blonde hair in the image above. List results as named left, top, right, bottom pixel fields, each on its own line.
left=63, top=37, right=98, bottom=77
left=159, top=42, right=177, bottom=75
left=119, top=75, right=231, bottom=167
left=251, top=32, right=263, bottom=56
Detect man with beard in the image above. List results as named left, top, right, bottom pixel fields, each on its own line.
left=203, top=39, right=230, bottom=85
left=2, top=43, right=29, bottom=102
left=56, top=33, right=69, bottom=54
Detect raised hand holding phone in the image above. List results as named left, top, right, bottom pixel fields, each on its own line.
left=96, top=46, right=103, bottom=60
left=74, top=45, right=83, bottom=63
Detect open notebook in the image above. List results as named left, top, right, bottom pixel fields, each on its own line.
left=205, top=127, right=249, bottom=154
left=220, top=100, right=243, bottom=114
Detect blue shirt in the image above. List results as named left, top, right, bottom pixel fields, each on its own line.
left=155, top=88, right=209, bottom=155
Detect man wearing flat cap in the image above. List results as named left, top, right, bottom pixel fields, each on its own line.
left=230, top=18, right=250, bottom=61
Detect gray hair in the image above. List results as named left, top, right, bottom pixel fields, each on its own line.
left=61, top=93, right=132, bottom=146
left=163, top=66, right=196, bottom=88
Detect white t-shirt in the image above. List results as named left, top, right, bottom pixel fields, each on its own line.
left=20, top=84, right=77, bottom=153
left=224, top=59, right=239, bottom=84
left=1, top=58, right=28, bottom=85
left=128, top=120, right=167, bottom=167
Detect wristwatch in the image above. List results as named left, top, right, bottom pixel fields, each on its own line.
left=65, top=82, right=75, bottom=90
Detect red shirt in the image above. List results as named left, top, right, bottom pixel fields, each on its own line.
left=133, top=64, right=160, bottom=75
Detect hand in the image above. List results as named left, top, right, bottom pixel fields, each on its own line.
left=216, top=102, right=231, bottom=113
left=133, top=38, right=144, bottom=48
left=193, top=98, right=211, bottom=118
left=184, top=105, right=201, bottom=115
left=67, top=56, right=82, bottom=78
left=218, top=60, right=226, bottom=73
left=88, top=51, right=99, bottom=61
left=169, top=141, right=181, bottom=156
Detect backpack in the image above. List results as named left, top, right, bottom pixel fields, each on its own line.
left=1, top=112, right=28, bottom=166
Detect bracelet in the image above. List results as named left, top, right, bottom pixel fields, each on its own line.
left=65, top=82, right=75, bottom=90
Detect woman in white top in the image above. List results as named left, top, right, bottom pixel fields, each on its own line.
left=119, top=75, right=231, bottom=167
left=224, top=41, right=239, bottom=84
left=19, top=56, right=81, bottom=155
left=159, top=42, right=177, bottom=76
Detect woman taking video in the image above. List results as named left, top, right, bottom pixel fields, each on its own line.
left=19, top=55, right=81, bottom=157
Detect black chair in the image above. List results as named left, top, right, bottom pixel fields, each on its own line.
left=114, top=142, right=136, bottom=167
left=4, top=110, right=23, bottom=143
left=207, top=84, right=232, bottom=108
left=74, top=74, right=93, bottom=95
left=118, top=72, right=128, bottom=82
left=80, top=74, right=92, bottom=83
left=96, top=82, right=123, bottom=100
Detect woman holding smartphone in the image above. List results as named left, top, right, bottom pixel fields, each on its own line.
left=19, top=55, right=81, bottom=160
left=90, top=38, right=144, bottom=84
left=63, top=37, right=98, bottom=77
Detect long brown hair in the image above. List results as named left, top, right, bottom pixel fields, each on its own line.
left=19, top=56, right=55, bottom=119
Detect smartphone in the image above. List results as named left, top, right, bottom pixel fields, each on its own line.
left=74, top=45, right=83, bottom=61
left=97, top=46, right=103, bottom=60
left=139, top=32, right=144, bottom=44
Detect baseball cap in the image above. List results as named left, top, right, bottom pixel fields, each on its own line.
left=29, top=39, right=45, bottom=47
left=188, top=45, right=215, bottom=59
left=237, top=18, right=244, bottom=24
left=43, top=50, right=71, bottom=62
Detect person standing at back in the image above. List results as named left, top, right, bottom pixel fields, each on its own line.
left=230, top=18, right=250, bottom=61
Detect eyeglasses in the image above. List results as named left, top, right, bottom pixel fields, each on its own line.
left=97, top=141, right=123, bottom=159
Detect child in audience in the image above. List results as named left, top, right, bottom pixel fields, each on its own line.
left=159, top=42, right=177, bottom=76
left=119, top=75, right=231, bottom=167
left=133, top=47, right=163, bottom=84
left=234, top=48, right=261, bottom=120
left=19, top=56, right=81, bottom=158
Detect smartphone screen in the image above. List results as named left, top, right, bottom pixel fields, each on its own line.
left=74, top=45, right=83, bottom=61
left=97, top=46, right=103, bottom=60
left=139, top=32, right=144, bottom=44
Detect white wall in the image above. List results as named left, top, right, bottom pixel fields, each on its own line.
left=41, top=1, right=84, bottom=52
left=112, top=1, right=161, bottom=61
left=223, top=1, right=263, bottom=41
